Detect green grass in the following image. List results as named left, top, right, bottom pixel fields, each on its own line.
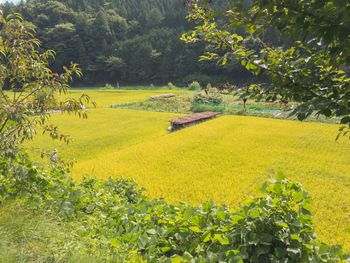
left=24, top=89, right=350, bottom=251
left=114, top=92, right=287, bottom=117
left=0, top=202, right=92, bottom=262
left=0, top=202, right=140, bottom=262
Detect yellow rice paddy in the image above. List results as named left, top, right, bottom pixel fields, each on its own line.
left=29, top=90, right=350, bottom=250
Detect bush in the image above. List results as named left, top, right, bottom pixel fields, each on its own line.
left=191, top=103, right=226, bottom=113
left=167, top=82, right=175, bottom=89
left=105, top=83, right=114, bottom=89
left=193, top=93, right=223, bottom=105
left=188, top=81, right=201, bottom=90
left=0, top=153, right=346, bottom=262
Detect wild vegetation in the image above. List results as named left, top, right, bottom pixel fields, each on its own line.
left=114, top=92, right=287, bottom=117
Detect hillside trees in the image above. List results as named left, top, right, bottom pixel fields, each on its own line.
left=1, top=0, right=256, bottom=85
left=145, top=7, right=164, bottom=28
left=183, top=0, right=350, bottom=132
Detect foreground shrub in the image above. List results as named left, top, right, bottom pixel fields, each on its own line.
left=0, top=154, right=346, bottom=262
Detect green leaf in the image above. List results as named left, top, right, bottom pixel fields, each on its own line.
left=171, top=256, right=184, bottom=263
left=302, top=203, right=313, bottom=213
left=161, top=246, right=171, bottom=253
left=275, top=172, right=285, bottom=181
left=203, top=232, right=211, bottom=243
left=293, top=191, right=304, bottom=203
left=189, top=226, right=202, bottom=233
left=290, top=234, right=302, bottom=242
left=276, top=221, right=289, bottom=228
left=216, top=209, right=226, bottom=220
left=260, top=233, right=273, bottom=243
left=250, top=208, right=261, bottom=218
left=213, top=234, right=230, bottom=245
left=110, top=238, right=119, bottom=248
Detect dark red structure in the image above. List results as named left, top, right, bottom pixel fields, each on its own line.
left=169, top=112, right=220, bottom=131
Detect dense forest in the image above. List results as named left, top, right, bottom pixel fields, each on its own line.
left=1, top=0, right=256, bottom=86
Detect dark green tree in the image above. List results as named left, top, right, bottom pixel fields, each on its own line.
left=145, top=7, right=164, bottom=27
left=1, top=0, right=257, bottom=85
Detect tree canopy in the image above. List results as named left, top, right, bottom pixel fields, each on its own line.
left=1, top=0, right=256, bottom=86
left=182, top=0, right=350, bottom=131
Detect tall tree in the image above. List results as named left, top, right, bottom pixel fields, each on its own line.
left=0, top=14, right=92, bottom=157
left=182, top=0, right=350, bottom=133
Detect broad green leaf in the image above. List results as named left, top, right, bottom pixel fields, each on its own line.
left=171, top=256, right=184, bottom=263
left=293, top=192, right=304, bottom=203
left=189, top=226, right=202, bottom=233
left=213, top=234, right=230, bottom=245
left=110, top=238, right=119, bottom=248
left=161, top=246, right=171, bottom=253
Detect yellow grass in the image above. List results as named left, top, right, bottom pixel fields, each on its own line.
left=60, top=89, right=186, bottom=108
left=28, top=90, right=350, bottom=250
left=28, top=108, right=181, bottom=162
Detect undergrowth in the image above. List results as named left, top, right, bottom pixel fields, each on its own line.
left=0, top=202, right=130, bottom=263
left=113, top=93, right=286, bottom=118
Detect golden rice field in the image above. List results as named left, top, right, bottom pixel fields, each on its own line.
left=60, top=89, right=187, bottom=108
left=29, top=89, right=350, bottom=250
